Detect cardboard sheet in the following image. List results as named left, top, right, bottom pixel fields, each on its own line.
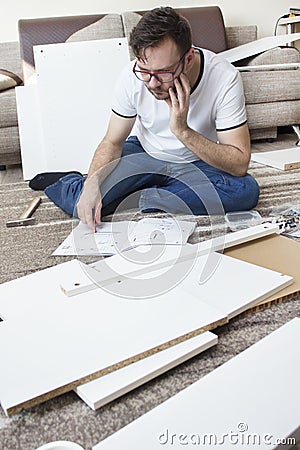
left=225, top=234, right=300, bottom=306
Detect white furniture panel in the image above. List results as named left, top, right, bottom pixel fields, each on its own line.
left=0, top=240, right=292, bottom=415
left=93, top=318, right=300, bottom=450
left=16, top=38, right=130, bottom=179
left=60, top=223, right=280, bottom=297
left=75, top=331, right=218, bottom=410
left=177, top=251, right=292, bottom=319
left=220, top=33, right=300, bottom=62
left=15, top=85, right=46, bottom=180
left=251, top=147, right=300, bottom=170
left=0, top=259, right=226, bottom=416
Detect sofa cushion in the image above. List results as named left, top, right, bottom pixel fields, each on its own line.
left=18, top=15, right=106, bottom=69
left=121, top=12, right=142, bottom=60
left=226, top=26, right=257, bottom=49
left=0, top=69, right=22, bottom=92
left=18, top=14, right=106, bottom=83
left=66, top=14, right=124, bottom=42
left=242, top=69, right=300, bottom=103
left=0, top=42, right=23, bottom=78
left=246, top=100, right=300, bottom=130
left=0, top=126, right=21, bottom=165
left=0, top=89, right=18, bottom=127
left=177, top=7, right=228, bottom=52
left=246, top=46, right=300, bottom=65
left=122, top=11, right=141, bottom=35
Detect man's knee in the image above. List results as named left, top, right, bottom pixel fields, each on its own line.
left=215, top=173, right=260, bottom=212
left=45, top=173, right=85, bottom=216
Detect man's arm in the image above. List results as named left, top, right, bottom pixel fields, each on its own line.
left=166, top=73, right=251, bottom=177
left=178, top=121, right=251, bottom=177
left=77, top=112, right=136, bottom=231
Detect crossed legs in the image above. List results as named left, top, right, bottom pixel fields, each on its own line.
left=44, top=136, right=260, bottom=218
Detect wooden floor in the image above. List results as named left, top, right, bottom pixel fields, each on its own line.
left=0, top=131, right=298, bottom=185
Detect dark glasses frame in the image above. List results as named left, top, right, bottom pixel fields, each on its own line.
left=133, top=52, right=187, bottom=83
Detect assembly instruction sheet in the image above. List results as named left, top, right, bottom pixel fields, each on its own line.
left=52, top=218, right=196, bottom=256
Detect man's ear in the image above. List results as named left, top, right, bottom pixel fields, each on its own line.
left=185, top=48, right=195, bottom=70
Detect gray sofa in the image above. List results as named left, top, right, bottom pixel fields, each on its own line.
left=1, top=6, right=300, bottom=167
left=0, top=41, right=23, bottom=167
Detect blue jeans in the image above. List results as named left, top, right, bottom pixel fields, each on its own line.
left=45, top=136, right=260, bottom=217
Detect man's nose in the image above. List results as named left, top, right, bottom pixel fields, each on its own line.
left=148, top=74, right=161, bottom=88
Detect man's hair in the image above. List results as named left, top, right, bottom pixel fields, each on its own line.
left=129, top=7, right=192, bottom=61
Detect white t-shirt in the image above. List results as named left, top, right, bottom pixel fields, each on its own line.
left=111, top=48, right=247, bottom=163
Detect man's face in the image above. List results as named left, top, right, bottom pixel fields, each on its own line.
left=136, top=38, right=185, bottom=100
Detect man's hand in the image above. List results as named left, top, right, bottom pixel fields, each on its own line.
left=165, top=73, right=191, bottom=138
left=76, top=175, right=102, bottom=232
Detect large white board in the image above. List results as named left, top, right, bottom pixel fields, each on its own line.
left=0, top=258, right=226, bottom=416
left=15, top=85, right=46, bottom=179
left=93, top=318, right=300, bottom=449
left=220, top=33, right=300, bottom=63
left=16, top=38, right=130, bottom=180
left=0, top=244, right=292, bottom=416
left=251, top=147, right=300, bottom=170
left=75, top=331, right=218, bottom=410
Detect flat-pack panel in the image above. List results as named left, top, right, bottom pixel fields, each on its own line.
left=17, top=38, right=130, bottom=179
left=251, top=147, right=300, bottom=170
left=93, top=318, right=300, bottom=449
left=220, top=33, right=300, bottom=62
left=75, top=331, right=218, bottom=410
left=0, top=258, right=226, bottom=416
left=15, top=85, right=46, bottom=179
left=0, top=242, right=292, bottom=415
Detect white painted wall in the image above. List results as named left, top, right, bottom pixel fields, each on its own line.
left=2, top=0, right=297, bottom=43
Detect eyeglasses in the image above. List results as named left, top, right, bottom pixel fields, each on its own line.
left=133, top=52, right=186, bottom=83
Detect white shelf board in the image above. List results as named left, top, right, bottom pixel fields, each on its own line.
left=75, top=331, right=218, bottom=410
left=251, top=147, right=300, bottom=170
left=0, top=259, right=226, bottom=416
left=220, top=33, right=300, bottom=63
left=0, top=239, right=292, bottom=415
left=17, top=38, right=130, bottom=179
left=61, top=223, right=280, bottom=297
left=93, top=318, right=300, bottom=450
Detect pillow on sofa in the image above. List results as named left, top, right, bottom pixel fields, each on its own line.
left=121, top=12, right=142, bottom=60
left=246, top=46, right=300, bottom=66
left=0, top=69, right=23, bottom=92
left=66, top=14, right=124, bottom=42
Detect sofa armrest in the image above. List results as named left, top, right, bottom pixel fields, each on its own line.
left=237, top=63, right=300, bottom=71
left=66, top=14, right=124, bottom=43
left=0, top=41, right=22, bottom=79
left=18, top=14, right=106, bottom=83
left=244, top=46, right=300, bottom=65
left=225, top=25, right=257, bottom=49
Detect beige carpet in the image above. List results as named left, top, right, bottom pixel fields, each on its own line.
left=1, top=161, right=300, bottom=283
left=0, top=161, right=300, bottom=450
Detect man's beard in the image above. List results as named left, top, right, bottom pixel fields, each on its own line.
left=145, top=84, right=171, bottom=100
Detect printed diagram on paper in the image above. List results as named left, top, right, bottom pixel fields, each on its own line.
left=53, top=221, right=120, bottom=256
left=52, top=218, right=196, bottom=256
left=128, top=218, right=196, bottom=246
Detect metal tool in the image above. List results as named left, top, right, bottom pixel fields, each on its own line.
left=6, top=197, right=41, bottom=227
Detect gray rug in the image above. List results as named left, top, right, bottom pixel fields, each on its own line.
left=0, top=161, right=300, bottom=450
